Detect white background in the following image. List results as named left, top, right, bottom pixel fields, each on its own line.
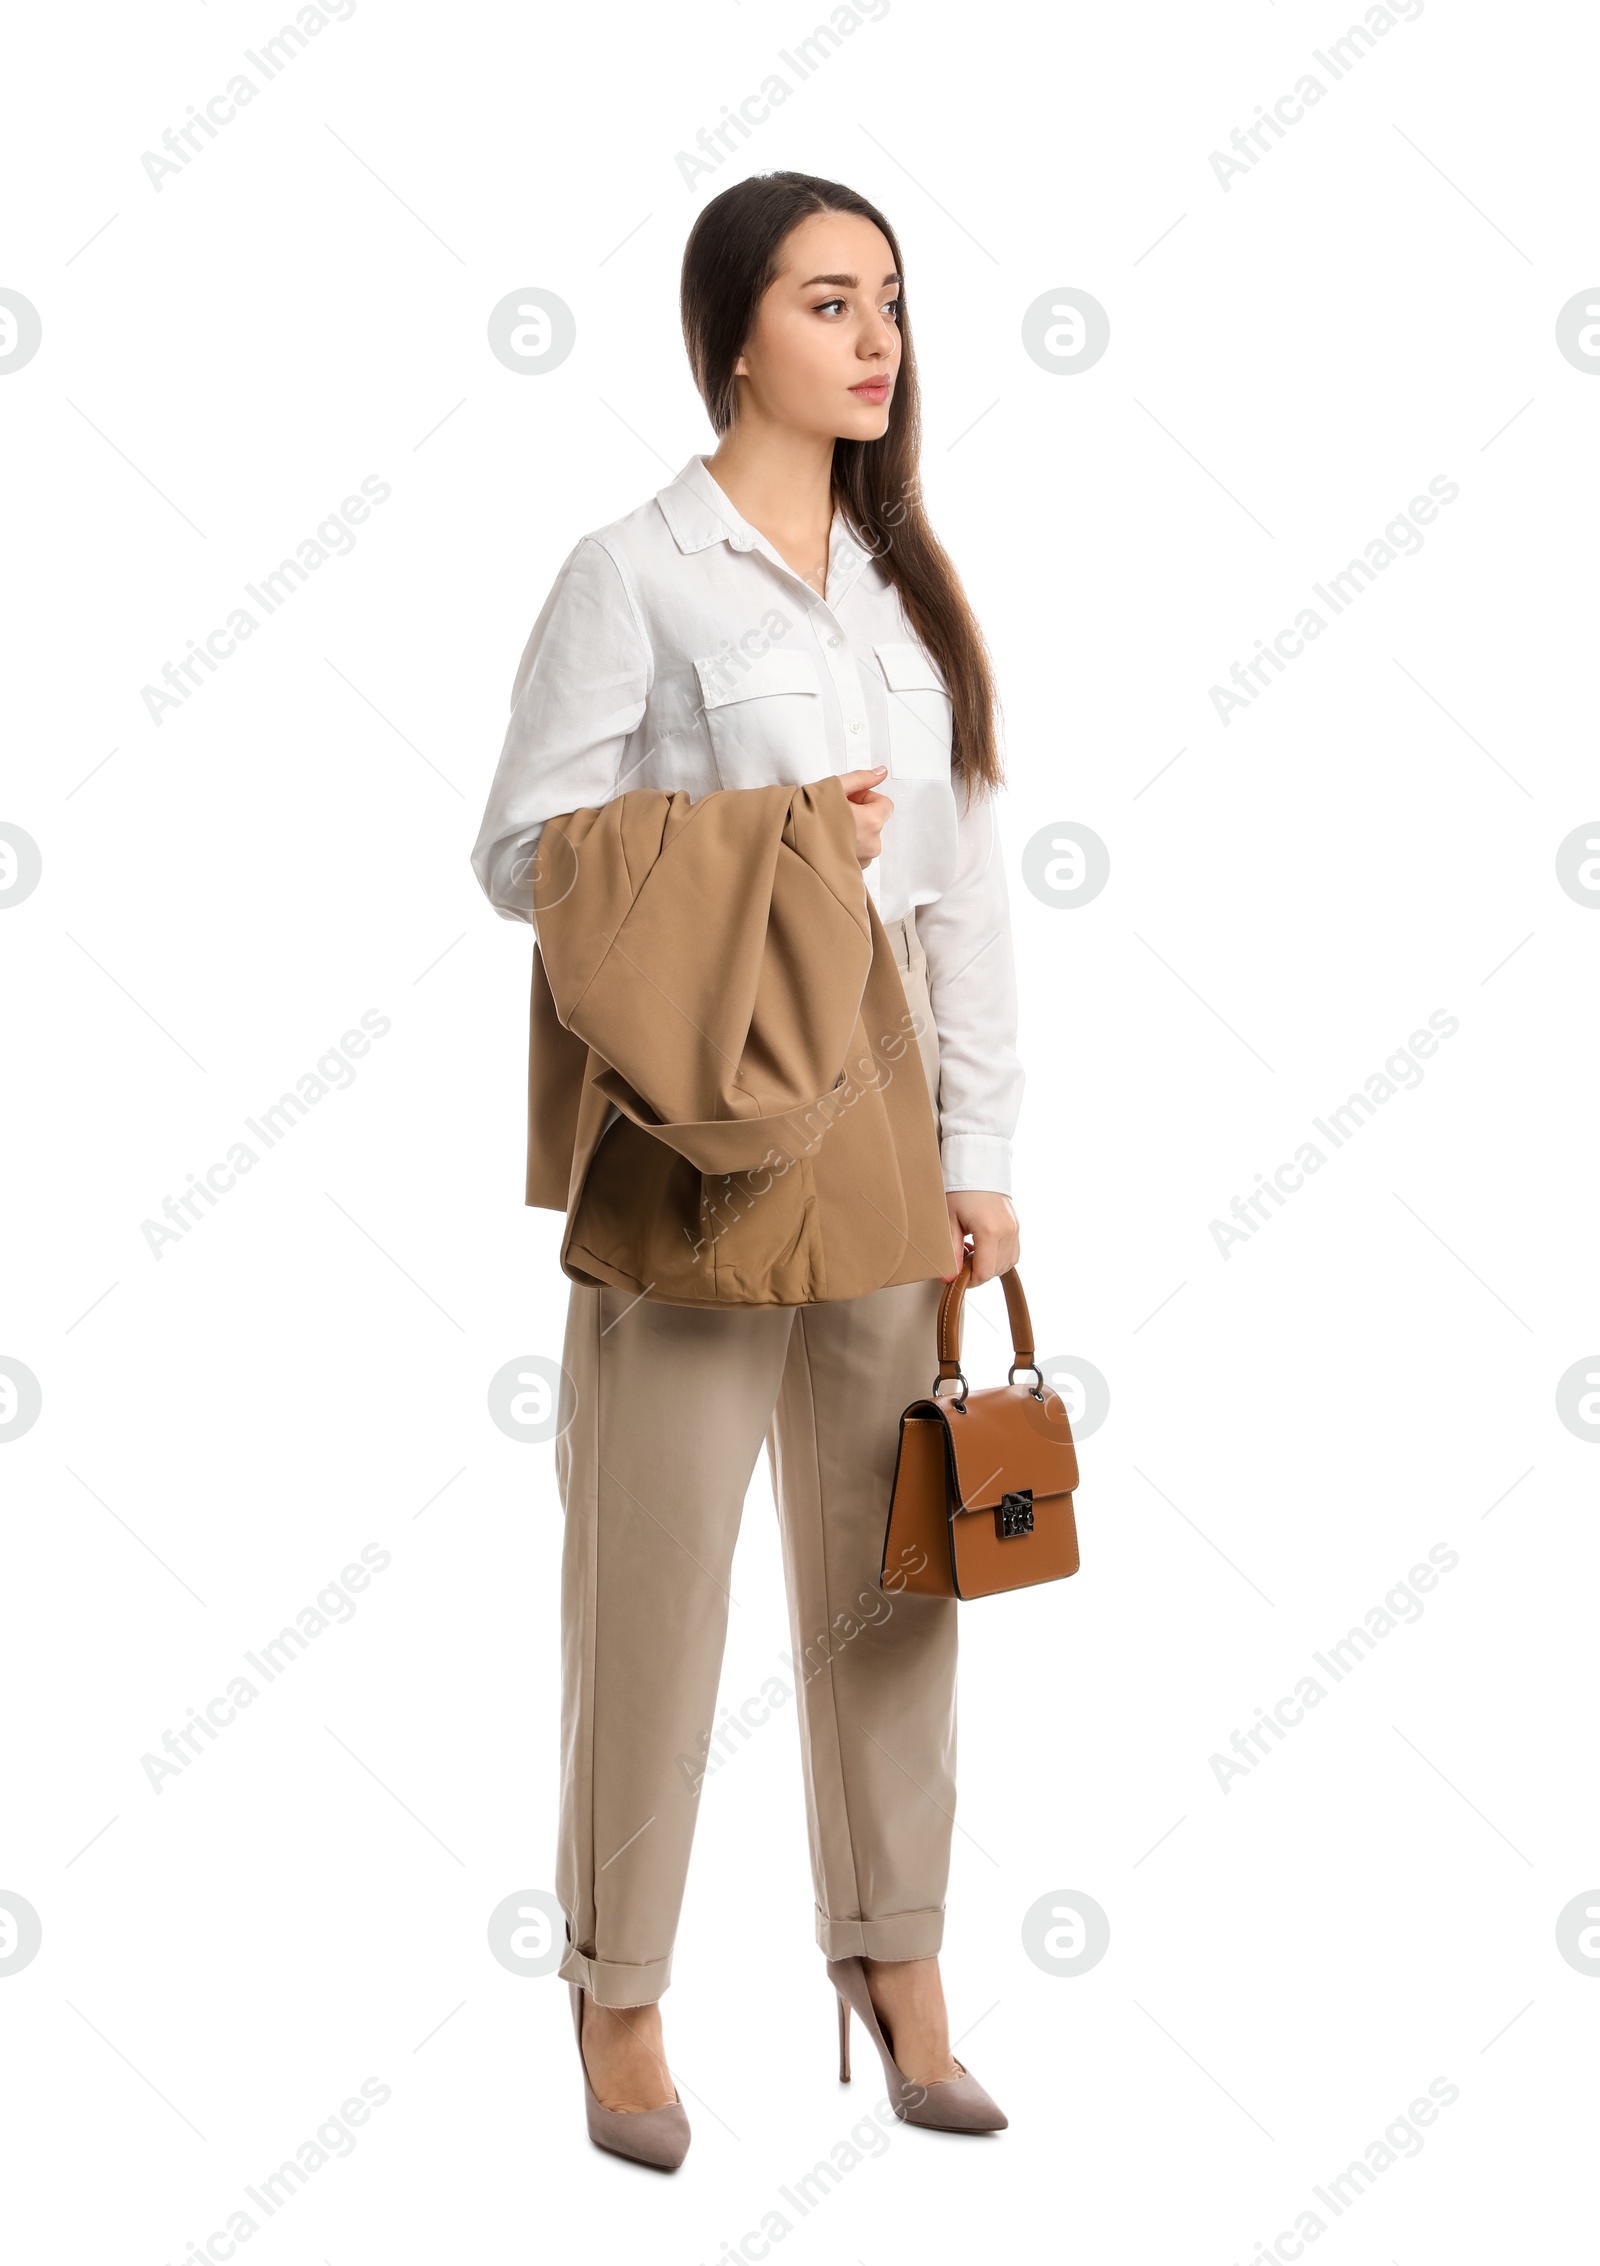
left=3, top=1, right=1597, bottom=2259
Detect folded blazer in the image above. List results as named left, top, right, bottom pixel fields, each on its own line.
left=525, top=775, right=955, bottom=1307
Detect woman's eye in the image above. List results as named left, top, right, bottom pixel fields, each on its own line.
left=811, top=295, right=898, bottom=320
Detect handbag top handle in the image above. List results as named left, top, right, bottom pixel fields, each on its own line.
left=934, top=1254, right=1045, bottom=1403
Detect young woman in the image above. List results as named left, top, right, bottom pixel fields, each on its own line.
left=471, top=171, right=1025, bottom=2168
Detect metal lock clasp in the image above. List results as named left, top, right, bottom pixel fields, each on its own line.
left=998, top=1489, right=1034, bottom=1539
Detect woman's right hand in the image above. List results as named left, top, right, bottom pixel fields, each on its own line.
left=838, top=766, right=895, bottom=868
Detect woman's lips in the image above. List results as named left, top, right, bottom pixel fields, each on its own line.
left=850, top=379, right=891, bottom=401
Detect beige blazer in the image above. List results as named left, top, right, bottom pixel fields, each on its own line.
left=524, top=776, right=954, bottom=1307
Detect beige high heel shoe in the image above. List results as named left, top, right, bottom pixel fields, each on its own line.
left=569, top=1982, right=691, bottom=2169
left=828, top=1956, right=1008, bottom=2133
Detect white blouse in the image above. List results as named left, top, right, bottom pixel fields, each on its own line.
left=470, top=453, right=1024, bottom=1196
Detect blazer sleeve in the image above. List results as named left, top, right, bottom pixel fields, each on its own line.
left=470, top=535, right=652, bottom=923
left=533, top=779, right=873, bottom=1169
left=913, top=779, right=1026, bottom=1197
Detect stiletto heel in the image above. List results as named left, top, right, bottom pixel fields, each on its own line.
left=825, top=1957, right=1007, bottom=2134
left=569, top=1981, right=691, bottom=2170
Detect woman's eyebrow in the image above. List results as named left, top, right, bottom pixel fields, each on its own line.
left=797, top=271, right=902, bottom=289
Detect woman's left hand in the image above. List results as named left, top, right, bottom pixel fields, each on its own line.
left=944, top=1192, right=1020, bottom=1286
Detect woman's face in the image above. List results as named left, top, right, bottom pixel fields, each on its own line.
left=731, top=209, right=902, bottom=442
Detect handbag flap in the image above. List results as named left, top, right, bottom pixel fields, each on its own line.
left=940, top=1383, right=1078, bottom=1512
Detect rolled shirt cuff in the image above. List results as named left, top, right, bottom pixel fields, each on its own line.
left=939, top=1133, right=1013, bottom=1197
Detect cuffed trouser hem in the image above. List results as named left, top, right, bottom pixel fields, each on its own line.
left=815, top=1904, right=945, bottom=1961
left=558, top=1944, right=673, bottom=2008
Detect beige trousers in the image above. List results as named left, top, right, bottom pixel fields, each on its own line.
left=552, top=910, right=960, bottom=2005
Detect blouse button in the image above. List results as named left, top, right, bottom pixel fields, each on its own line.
left=828, top=634, right=842, bottom=647
left=849, top=720, right=863, bottom=733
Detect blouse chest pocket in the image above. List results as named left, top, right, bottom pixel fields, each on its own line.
left=694, top=645, right=828, bottom=788
left=875, top=642, right=953, bottom=781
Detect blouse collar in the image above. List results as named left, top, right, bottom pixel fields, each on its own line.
left=655, top=454, right=875, bottom=609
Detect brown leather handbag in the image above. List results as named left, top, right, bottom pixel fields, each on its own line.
left=881, top=1257, right=1080, bottom=1600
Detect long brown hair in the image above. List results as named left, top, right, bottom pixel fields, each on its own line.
left=681, top=171, right=1003, bottom=805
